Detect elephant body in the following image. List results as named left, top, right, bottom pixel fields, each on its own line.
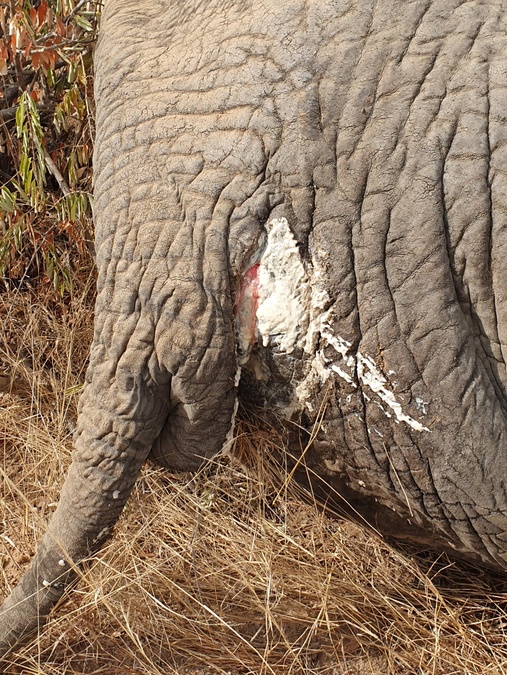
left=2, top=0, right=507, bottom=657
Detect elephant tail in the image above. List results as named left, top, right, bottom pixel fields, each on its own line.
left=0, top=352, right=172, bottom=657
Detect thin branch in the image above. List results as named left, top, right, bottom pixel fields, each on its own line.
left=44, top=150, right=71, bottom=196
left=64, top=0, right=95, bottom=24
left=9, top=0, right=24, bottom=91
left=0, top=106, right=19, bottom=122
left=0, top=104, right=49, bottom=122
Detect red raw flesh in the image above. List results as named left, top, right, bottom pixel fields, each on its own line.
left=235, top=263, right=260, bottom=345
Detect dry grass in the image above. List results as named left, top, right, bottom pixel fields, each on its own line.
left=1, top=275, right=507, bottom=674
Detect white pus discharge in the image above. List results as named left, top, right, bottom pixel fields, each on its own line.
left=305, top=326, right=430, bottom=433
left=256, top=218, right=310, bottom=353
left=357, top=353, right=430, bottom=432
left=235, top=217, right=429, bottom=435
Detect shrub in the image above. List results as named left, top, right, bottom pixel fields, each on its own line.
left=0, top=0, right=99, bottom=297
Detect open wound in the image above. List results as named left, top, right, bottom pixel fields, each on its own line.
left=235, top=217, right=311, bottom=365
left=233, top=218, right=429, bottom=432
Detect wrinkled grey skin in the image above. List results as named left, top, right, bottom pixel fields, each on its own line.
left=2, top=0, right=507, bottom=658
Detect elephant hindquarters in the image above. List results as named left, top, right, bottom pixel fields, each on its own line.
left=230, top=206, right=507, bottom=571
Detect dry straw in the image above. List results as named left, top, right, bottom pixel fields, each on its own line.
left=0, top=276, right=507, bottom=674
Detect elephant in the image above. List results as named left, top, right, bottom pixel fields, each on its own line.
left=2, top=0, right=507, bottom=658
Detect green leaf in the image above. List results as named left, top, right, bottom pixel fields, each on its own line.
left=73, top=14, right=93, bottom=32
left=13, top=222, right=23, bottom=249
left=15, top=96, right=25, bottom=138
left=0, top=187, right=17, bottom=213
left=68, top=60, right=78, bottom=83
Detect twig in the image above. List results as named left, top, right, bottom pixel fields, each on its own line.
left=64, top=0, right=95, bottom=24
left=9, top=0, right=24, bottom=91
left=0, top=106, right=20, bottom=122
left=44, top=150, right=71, bottom=196
left=0, top=104, right=50, bottom=122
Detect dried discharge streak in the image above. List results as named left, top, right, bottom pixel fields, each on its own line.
left=233, top=218, right=429, bottom=433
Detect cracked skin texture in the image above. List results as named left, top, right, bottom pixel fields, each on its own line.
left=2, top=0, right=507, bottom=659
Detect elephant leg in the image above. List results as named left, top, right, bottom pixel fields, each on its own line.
left=0, top=216, right=238, bottom=656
